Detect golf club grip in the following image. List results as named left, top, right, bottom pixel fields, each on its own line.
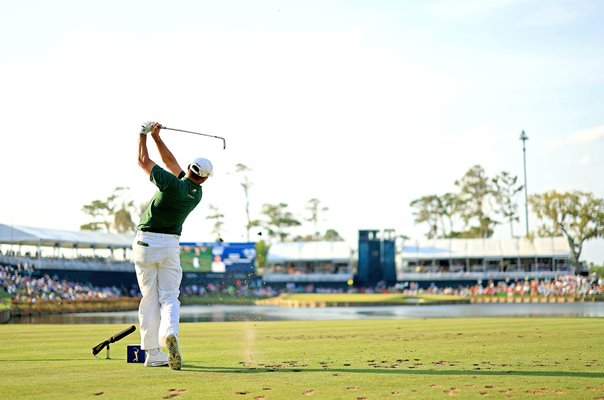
left=110, top=325, right=136, bottom=343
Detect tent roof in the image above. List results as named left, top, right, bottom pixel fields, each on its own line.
left=401, top=237, right=570, bottom=260
left=0, top=224, right=134, bottom=250
left=267, top=241, right=352, bottom=263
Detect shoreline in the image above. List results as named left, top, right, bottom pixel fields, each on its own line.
left=3, top=294, right=602, bottom=318
left=255, top=294, right=603, bottom=308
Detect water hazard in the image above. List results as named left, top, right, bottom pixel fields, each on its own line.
left=9, top=302, right=604, bottom=324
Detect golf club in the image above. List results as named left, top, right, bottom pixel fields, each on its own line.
left=92, top=325, right=136, bottom=359
left=161, top=126, right=226, bottom=150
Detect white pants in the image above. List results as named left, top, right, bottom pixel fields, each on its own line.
left=133, top=231, right=182, bottom=350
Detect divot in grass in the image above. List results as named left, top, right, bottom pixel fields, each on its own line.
left=164, top=388, right=186, bottom=399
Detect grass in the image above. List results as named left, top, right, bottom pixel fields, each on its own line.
left=1, top=318, right=603, bottom=399
left=0, top=288, right=10, bottom=311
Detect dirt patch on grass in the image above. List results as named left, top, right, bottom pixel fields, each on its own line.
left=164, top=388, right=186, bottom=399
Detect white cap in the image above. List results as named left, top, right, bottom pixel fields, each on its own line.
left=189, top=157, right=213, bottom=177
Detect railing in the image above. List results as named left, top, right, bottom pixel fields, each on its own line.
left=262, top=273, right=353, bottom=282
left=0, top=255, right=134, bottom=272
left=397, top=270, right=573, bottom=281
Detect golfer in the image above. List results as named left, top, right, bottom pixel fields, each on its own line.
left=134, top=121, right=213, bottom=369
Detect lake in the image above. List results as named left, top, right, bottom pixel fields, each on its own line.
left=8, top=302, right=604, bottom=324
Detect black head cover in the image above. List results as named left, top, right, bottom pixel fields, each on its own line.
left=92, top=325, right=136, bottom=356
left=110, top=325, right=136, bottom=343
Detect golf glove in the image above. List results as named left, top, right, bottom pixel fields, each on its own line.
left=140, top=121, right=155, bottom=135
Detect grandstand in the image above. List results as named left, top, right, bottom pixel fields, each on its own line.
left=0, top=224, right=578, bottom=290
left=263, top=241, right=353, bottom=287
left=0, top=224, right=136, bottom=287
left=0, top=224, right=257, bottom=288
left=0, top=224, right=134, bottom=270
left=399, top=237, right=573, bottom=283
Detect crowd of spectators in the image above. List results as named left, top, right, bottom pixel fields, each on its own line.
left=390, top=275, right=603, bottom=297
left=180, top=280, right=278, bottom=298
left=2, top=261, right=602, bottom=304
left=1, top=264, right=123, bottom=303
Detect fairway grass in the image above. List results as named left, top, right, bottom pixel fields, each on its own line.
left=1, top=318, right=603, bottom=399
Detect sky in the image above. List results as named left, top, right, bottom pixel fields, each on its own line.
left=1, top=0, right=603, bottom=264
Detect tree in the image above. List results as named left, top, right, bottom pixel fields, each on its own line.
left=410, top=192, right=462, bottom=239
left=114, top=205, right=136, bottom=233
left=529, top=190, right=604, bottom=270
left=235, top=163, right=254, bottom=241
left=492, top=171, right=523, bottom=238
left=455, top=165, right=497, bottom=238
left=255, top=239, right=269, bottom=271
left=440, top=192, right=462, bottom=238
left=323, top=228, right=343, bottom=241
left=409, top=195, right=442, bottom=239
left=206, top=204, right=225, bottom=241
left=81, top=187, right=136, bottom=233
left=81, top=199, right=112, bottom=232
left=259, top=203, right=301, bottom=242
left=305, top=198, right=329, bottom=239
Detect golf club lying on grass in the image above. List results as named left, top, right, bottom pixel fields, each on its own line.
left=92, top=325, right=136, bottom=359
left=162, top=126, right=227, bottom=150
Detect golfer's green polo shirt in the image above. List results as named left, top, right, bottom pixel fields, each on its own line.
left=137, top=165, right=202, bottom=236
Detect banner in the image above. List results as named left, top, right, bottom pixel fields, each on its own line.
left=180, top=242, right=256, bottom=273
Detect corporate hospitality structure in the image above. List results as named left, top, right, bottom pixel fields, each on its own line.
left=0, top=224, right=574, bottom=289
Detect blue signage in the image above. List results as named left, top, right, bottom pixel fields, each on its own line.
left=180, top=242, right=256, bottom=273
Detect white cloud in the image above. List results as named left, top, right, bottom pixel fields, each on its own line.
left=551, top=125, right=604, bottom=148
left=569, top=126, right=604, bottom=144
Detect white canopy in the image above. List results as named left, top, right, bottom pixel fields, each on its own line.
left=401, top=237, right=570, bottom=260
left=0, top=224, right=134, bottom=250
left=267, top=241, right=352, bottom=263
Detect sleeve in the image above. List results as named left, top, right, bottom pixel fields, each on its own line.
left=150, top=165, right=180, bottom=192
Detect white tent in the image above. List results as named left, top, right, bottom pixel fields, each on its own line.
left=267, top=241, right=352, bottom=263
left=401, top=237, right=570, bottom=260
left=264, top=241, right=353, bottom=283
left=0, top=224, right=134, bottom=250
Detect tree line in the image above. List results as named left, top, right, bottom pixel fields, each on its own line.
left=410, top=165, right=604, bottom=268
left=80, top=164, right=604, bottom=266
left=80, top=163, right=341, bottom=243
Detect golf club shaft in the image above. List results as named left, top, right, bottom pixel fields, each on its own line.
left=161, top=126, right=226, bottom=149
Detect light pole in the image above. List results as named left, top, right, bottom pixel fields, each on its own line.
left=520, top=130, right=529, bottom=237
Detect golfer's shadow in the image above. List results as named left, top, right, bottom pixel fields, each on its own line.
left=181, top=364, right=604, bottom=379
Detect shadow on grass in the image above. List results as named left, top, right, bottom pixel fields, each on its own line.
left=181, top=365, right=604, bottom=379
